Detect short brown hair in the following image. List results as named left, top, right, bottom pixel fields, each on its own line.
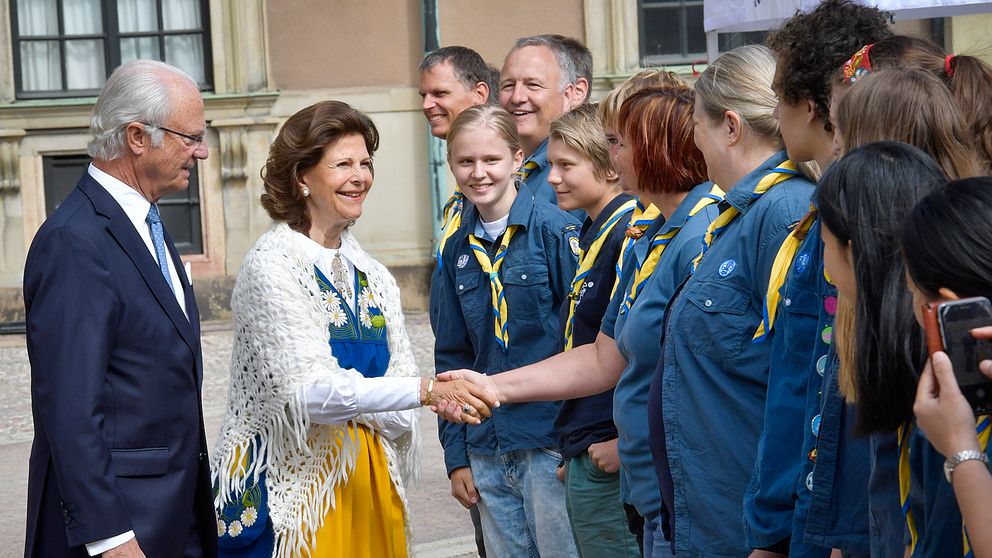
left=260, top=101, right=379, bottom=233
left=617, top=86, right=707, bottom=194
left=549, top=104, right=616, bottom=182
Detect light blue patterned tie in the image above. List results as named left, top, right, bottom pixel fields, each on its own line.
left=146, top=204, right=174, bottom=294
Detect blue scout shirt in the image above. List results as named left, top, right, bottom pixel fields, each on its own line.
left=553, top=193, right=633, bottom=460
left=656, top=152, right=814, bottom=557
left=905, top=424, right=991, bottom=557
left=796, top=350, right=872, bottom=557
left=744, top=218, right=847, bottom=557
left=522, top=138, right=585, bottom=221
left=434, top=191, right=580, bottom=475
left=599, top=182, right=720, bottom=521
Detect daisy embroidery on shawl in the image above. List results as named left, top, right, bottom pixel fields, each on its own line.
left=241, top=506, right=257, bottom=527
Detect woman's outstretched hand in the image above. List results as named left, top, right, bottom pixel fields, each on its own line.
left=432, top=370, right=502, bottom=424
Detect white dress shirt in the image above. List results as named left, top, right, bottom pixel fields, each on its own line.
left=294, top=232, right=419, bottom=439
left=88, top=164, right=187, bottom=317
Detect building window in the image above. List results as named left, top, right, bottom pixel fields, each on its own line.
left=639, top=0, right=706, bottom=66
left=43, top=154, right=204, bottom=254
left=11, top=0, right=212, bottom=99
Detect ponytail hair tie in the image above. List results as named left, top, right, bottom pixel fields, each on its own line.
left=945, top=54, right=956, bottom=78
left=842, top=44, right=874, bottom=84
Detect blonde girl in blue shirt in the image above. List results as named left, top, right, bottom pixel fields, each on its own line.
left=433, top=105, right=581, bottom=558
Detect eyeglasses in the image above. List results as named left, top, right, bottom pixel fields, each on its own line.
left=143, top=122, right=206, bottom=148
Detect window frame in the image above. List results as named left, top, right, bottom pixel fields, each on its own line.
left=10, top=0, right=213, bottom=100
left=638, top=0, right=707, bottom=67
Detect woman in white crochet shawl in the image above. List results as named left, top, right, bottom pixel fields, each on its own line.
left=211, top=101, right=494, bottom=558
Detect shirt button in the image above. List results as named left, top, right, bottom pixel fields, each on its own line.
left=521, top=274, right=528, bottom=280
left=784, top=298, right=792, bottom=307
left=458, top=284, right=464, bottom=291
left=704, top=299, right=713, bottom=307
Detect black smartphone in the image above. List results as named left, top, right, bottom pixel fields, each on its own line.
left=936, top=296, right=992, bottom=415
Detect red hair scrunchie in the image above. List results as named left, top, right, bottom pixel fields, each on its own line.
left=945, top=54, right=956, bottom=78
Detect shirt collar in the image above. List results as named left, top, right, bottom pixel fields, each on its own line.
left=463, top=188, right=536, bottom=237
left=579, top=193, right=634, bottom=249
left=658, top=182, right=717, bottom=235
left=292, top=228, right=366, bottom=273
left=523, top=138, right=549, bottom=171
left=88, top=163, right=152, bottom=232
left=723, top=151, right=789, bottom=214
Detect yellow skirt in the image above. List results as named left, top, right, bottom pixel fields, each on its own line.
left=312, top=424, right=408, bottom=558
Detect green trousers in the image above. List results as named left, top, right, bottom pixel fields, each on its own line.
left=565, top=452, right=642, bottom=558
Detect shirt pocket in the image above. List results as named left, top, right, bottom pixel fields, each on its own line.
left=502, top=263, right=554, bottom=339
left=681, top=280, right=751, bottom=360
left=780, top=287, right=822, bottom=356
left=454, top=267, right=486, bottom=333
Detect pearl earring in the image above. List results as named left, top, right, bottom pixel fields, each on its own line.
left=301, top=186, right=310, bottom=197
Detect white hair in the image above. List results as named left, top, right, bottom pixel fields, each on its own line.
left=87, top=59, right=199, bottom=160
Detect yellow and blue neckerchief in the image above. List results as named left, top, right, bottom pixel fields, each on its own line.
left=692, top=161, right=800, bottom=272
left=622, top=185, right=724, bottom=313
left=563, top=199, right=636, bottom=350
left=468, top=225, right=519, bottom=349
left=611, top=200, right=661, bottom=298
left=899, top=416, right=991, bottom=557
left=752, top=205, right=818, bottom=342
left=436, top=188, right=465, bottom=267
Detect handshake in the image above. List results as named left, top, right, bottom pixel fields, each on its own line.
left=423, top=370, right=503, bottom=425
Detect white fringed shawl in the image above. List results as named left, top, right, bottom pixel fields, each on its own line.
left=211, top=223, right=422, bottom=558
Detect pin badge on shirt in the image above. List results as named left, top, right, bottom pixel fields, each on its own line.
left=456, top=254, right=470, bottom=269
left=794, top=252, right=811, bottom=274
left=718, top=259, right=737, bottom=277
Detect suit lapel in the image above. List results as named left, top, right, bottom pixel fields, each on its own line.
left=78, top=175, right=197, bottom=355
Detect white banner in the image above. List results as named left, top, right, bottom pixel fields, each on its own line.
left=705, top=0, right=992, bottom=33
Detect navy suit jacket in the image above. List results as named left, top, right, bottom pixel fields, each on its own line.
left=23, top=172, right=217, bottom=558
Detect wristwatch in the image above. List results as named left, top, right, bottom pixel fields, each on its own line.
left=943, top=449, right=989, bottom=483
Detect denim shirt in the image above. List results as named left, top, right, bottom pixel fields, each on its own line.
left=744, top=218, right=845, bottom=556
left=554, top=193, right=633, bottom=460
left=657, top=152, right=815, bottom=557
left=434, top=191, right=580, bottom=475
left=600, top=182, right=720, bottom=521
left=796, top=350, right=872, bottom=557
left=905, top=425, right=992, bottom=557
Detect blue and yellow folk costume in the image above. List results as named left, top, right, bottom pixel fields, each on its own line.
left=599, top=182, right=721, bottom=528
left=744, top=212, right=871, bottom=557
left=651, top=152, right=814, bottom=557
left=217, top=267, right=406, bottom=558
left=434, top=191, right=580, bottom=474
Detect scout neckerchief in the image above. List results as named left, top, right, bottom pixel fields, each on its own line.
left=436, top=188, right=465, bottom=267
left=563, top=199, right=637, bottom=350
left=692, top=161, right=801, bottom=272
left=468, top=224, right=520, bottom=349
left=622, top=185, right=724, bottom=314
left=752, top=205, right=818, bottom=341
left=899, top=417, right=992, bottom=557
left=611, top=200, right=661, bottom=298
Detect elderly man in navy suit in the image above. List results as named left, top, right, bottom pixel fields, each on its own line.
left=23, top=59, right=217, bottom=558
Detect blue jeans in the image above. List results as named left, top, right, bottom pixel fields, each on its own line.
left=643, top=513, right=676, bottom=558
left=470, top=447, right=578, bottom=558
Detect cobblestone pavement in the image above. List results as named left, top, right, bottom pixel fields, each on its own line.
left=0, top=313, right=478, bottom=557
